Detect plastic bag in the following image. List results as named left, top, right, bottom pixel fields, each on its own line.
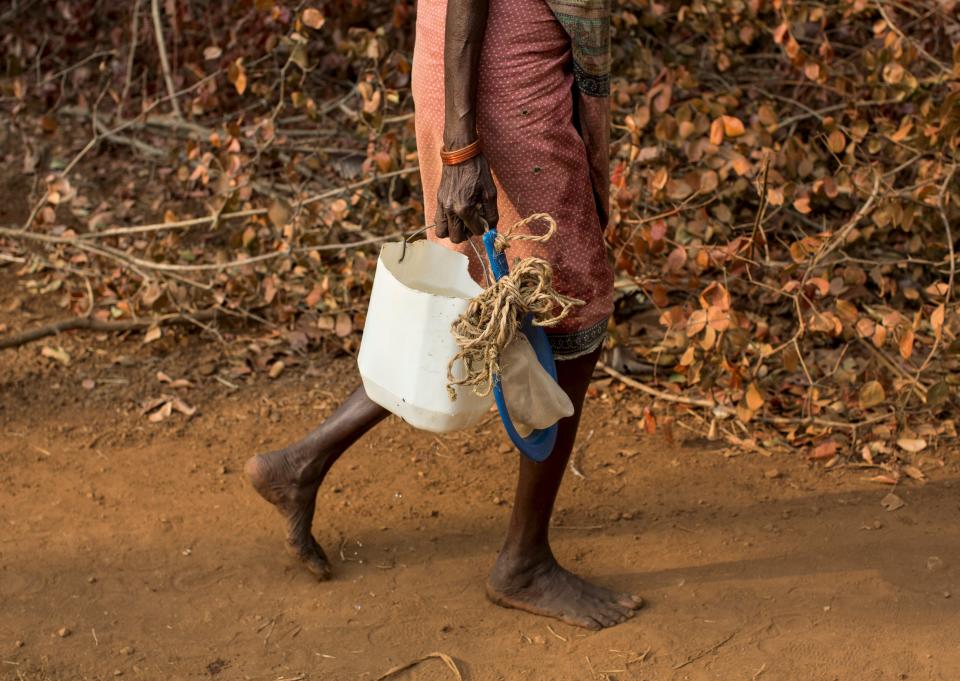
left=501, top=335, right=573, bottom=437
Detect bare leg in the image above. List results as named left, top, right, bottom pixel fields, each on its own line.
left=244, top=386, right=388, bottom=579
left=486, top=346, right=644, bottom=629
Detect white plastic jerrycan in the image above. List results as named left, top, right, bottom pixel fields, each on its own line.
left=357, top=239, right=493, bottom=432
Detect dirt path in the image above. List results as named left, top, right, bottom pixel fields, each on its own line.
left=2, top=305, right=959, bottom=680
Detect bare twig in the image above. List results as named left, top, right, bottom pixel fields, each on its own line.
left=0, top=309, right=219, bottom=350
left=673, top=631, right=737, bottom=670
left=856, top=337, right=928, bottom=401
left=546, top=624, right=567, bottom=642
left=76, top=166, right=419, bottom=239
left=914, top=163, right=957, bottom=378
left=119, top=0, right=143, bottom=116
left=806, top=170, right=881, bottom=272
left=876, top=2, right=952, bottom=76
left=757, top=412, right=894, bottom=430
left=91, top=109, right=164, bottom=157
left=749, top=154, right=771, bottom=263
left=375, top=652, right=462, bottom=681
left=38, top=50, right=116, bottom=86
left=150, top=0, right=182, bottom=119
left=598, top=363, right=715, bottom=408
left=16, top=96, right=174, bottom=232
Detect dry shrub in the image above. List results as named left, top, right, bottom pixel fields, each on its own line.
left=1, top=0, right=958, bottom=463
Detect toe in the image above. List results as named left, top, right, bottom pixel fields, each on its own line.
left=287, top=539, right=332, bottom=580
left=566, top=613, right=602, bottom=630
left=589, top=605, right=618, bottom=628
left=606, top=601, right=637, bottom=620
left=609, top=590, right=643, bottom=610
left=243, top=454, right=259, bottom=480
left=585, top=583, right=638, bottom=611
left=600, top=602, right=631, bottom=624
left=302, top=552, right=332, bottom=580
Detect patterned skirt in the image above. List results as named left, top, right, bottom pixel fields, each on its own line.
left=412, top=0, right=614, bottom=359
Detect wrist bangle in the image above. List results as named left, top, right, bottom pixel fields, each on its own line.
left=440, top=138, right=481, bottom=166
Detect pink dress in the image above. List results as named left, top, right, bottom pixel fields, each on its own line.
left=412, top=0, right=614, bottom=358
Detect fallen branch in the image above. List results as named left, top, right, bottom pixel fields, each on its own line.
left=757, top=412, right=895, bottom=431
left=598, top=363, right=715, bottom=408
left=76, top=166, right=419, bottom=239
left=0, top=309, right=219, bottom=350
left=0, top=225, right=410, bottom=276
left=91, top=109, right=165, bottom=157
left=17, top=96, right=174, bottom=232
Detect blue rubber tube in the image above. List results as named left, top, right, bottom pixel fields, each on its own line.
left=482, top=229, right=558, bottom=462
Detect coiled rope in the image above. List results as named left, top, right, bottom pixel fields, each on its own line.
left=447, top=213, right=583, bottom=399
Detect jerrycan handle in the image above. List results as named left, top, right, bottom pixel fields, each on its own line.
left=482, top=228, right=558, bottom=462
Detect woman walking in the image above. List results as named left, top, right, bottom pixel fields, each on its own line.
left=245, top=0, right=643, bottom=630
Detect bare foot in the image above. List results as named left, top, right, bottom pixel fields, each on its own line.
left=486, top=551, right=643, bottom=630
left=244, top=447, right=333, bottom=580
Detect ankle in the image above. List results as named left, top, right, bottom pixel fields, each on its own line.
left=256, top=444, right=325, bottom=488
left=493, top=541, right=555, bottom=576
left=289, top=447, right=333, bottom=488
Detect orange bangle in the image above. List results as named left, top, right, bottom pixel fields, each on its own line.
left=440, top=138, right=481, bottom=166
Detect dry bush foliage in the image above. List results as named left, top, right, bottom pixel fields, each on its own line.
left=1, top=0, right=958, bottom=467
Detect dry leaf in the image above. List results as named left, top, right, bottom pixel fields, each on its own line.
left=873, top=324, right=888, bottom=348
left=903, top=465, right=925, bottom=481
left=899, top=328, right=914, bottom=360
left=643, top=406, right=657, bottom=435
left=171, top=398, right=196, bottom=416
left=41, top=346, right=71, bottom=366
left=302, top=8, right=325, bottom=29
left=722, top=115, right=745, bottom=137
left=335, top=313, right=353, bottom=337
left=746, top=382, right=765, bottom=410
left=268, top=199, right=292, bottom=228
left=868, top=474, right=899, bottom=485
left=269, top=360, right=285, bottom=379
left=144, top=326, right=162, bottom=344
left=709, top=118, right=724, bottom=145
left=827, top=129, right=846, bottom=154
left=896, top=438, right=927, bottom=453
left=858, top=380, right=886, bottom=409
left=666, top=245, right=687, bottom=273
left=808, top=439, right=838, bottom=460
left=148, top=401, right=173, bottom=423
left=793, top=196, right=812, bottom=214
left=931, top=304, right=945, bottom=339
left=228, top=58, right=247, bottom=95
left=880, top=492, right=905, bottom=511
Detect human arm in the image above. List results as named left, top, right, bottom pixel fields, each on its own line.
left=434, top=0, right=498, bottom=243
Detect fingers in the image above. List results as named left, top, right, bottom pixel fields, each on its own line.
left=436, top=157, right=499, bottom=243
left=447, top=211, right=470, bottom=244
left=435, top=203, right=449, bottom=240
left=436, top=204, right=467, bottom=243
left=458, top=202, right=485, bottom=237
